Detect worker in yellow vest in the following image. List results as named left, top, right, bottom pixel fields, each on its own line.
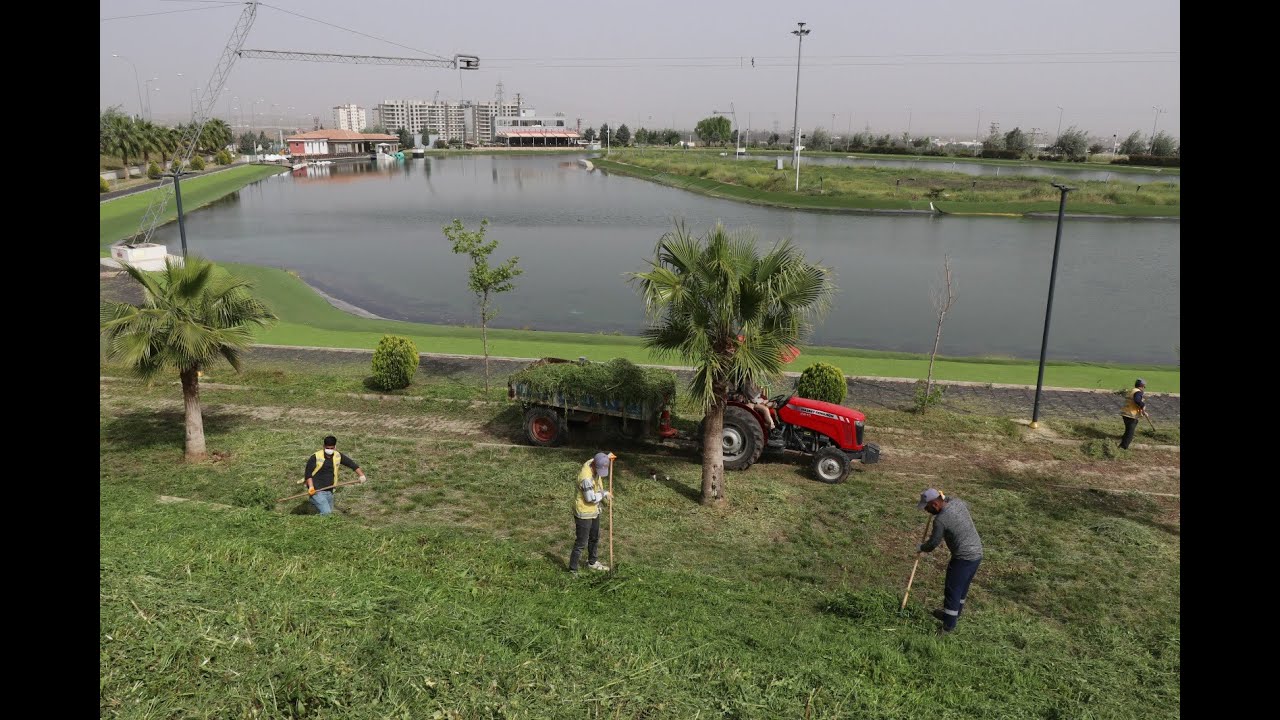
left=1119, top=379, right=1149, bottom=450
left=302, top=435, right=367, bottom=515
left=569, top=452, right=612, bottom=574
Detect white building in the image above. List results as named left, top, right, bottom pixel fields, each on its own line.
left=332, top=104, right=367, bottom=131
left=373, top=99, right=521, bottom=144
left=493, top=112, right=581, bottom=147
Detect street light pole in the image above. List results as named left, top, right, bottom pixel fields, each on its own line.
left=144, top=77, right=159, bottom=121
left=790, top=21, right=810, bottom=192
left=1056, top=106, right=1063, bottom=144
left=1149, top=106, right=1166, bottom=153
left=112, top=54, right=144, bottom=118
left=975, top=108, right=982, bottom=155
left=1030, top=183, right=1076, bottom=428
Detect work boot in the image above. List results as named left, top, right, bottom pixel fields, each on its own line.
left=931, top=609, right=948, bottom=623
left=936, top=625, right=953, bottom=637
left=586, top=561, right=609, bottom=571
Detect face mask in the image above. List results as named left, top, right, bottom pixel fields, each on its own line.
left=324, top=449, right=335, bottom=456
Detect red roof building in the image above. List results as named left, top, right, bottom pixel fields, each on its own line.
left=286, top=129, right=399, bottom=158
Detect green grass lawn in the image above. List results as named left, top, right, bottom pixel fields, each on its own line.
left=99, top=363, right=1180, bottom=718
left=595, top=153, right=1179, bottom=218
left=226, top=262, right=1180, bottom=392
left=99, top=165, right=285, bottom=251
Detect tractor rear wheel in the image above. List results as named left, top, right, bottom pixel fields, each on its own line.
left=719, top=405, right=765, bottom=471
left=524, top=407, right=565, bottom=447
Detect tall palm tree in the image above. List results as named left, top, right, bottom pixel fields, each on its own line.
left=631, top=223, right=833, bottom=505
left=101, top=112, right=142, bottom=175
left=101, top=257, right=277, bottom=461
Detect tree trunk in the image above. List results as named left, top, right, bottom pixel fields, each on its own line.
left=180, top=367, right=207, bottom=461
left=480, top=294, right=490, bottom=395
left=926, top=310, right=945, bottom=398
left=700, top=395, right=726, bottom=505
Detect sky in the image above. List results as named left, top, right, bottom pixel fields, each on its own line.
left=100, top=0, right=1180, bottom=142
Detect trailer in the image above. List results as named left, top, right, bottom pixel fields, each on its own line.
left=507, top=357, right=678, bottom=447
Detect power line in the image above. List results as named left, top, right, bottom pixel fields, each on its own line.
left=481, top=59, right=1177, bottom=70
left=258, top=3, right=450, bottom=62
left=484, top=49, right=1179, bottom=62
left=101, top=5, right=234, bottom=21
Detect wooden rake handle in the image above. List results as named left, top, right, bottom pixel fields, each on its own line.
left=900, top=516, right=934, bottom=611
left=275, top=478, right=367, bottom=503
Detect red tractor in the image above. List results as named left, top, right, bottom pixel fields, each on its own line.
left=709, top=394, right=881, bottom=484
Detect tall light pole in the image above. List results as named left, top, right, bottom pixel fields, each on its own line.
left=790, top=21, right=810, bottom=191
left=1030, top=183, right=1076, bottom=428
left=1149, top=106, right=1166, bottom=153
left=144, top=77, right=159, bottom=121
left=1055, top=105, right=1064, bottom=144
left=974, top=107, right=982, bottom=155
left=112, top=54, right=144, bottom=118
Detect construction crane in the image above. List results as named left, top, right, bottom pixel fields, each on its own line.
left=125, top=0, right=260, bottom=250
left=123, top=0, right=480, bottom=251
left=237, top=49, right=479, bottom=70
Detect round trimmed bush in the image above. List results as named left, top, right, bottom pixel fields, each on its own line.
left=100, top=176, right=110, bottom=193
left=371, top=335, right=419, bottom=390
left=190, top=155, right=206, bottom=171
left=215, top=149, right=233, bottom=165
left=796, top=362, right=847, bottom=404
left=146, top=162, right=162, bottom=180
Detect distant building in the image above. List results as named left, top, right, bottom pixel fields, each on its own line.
left=332, top=104, right=367, bottom=131
left=493, top=113, right=581, bottom=147
left=373, top=99, right=521, bottom=144
left=285, top=129, right=399, bottom=158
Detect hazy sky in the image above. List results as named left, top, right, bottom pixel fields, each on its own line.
left=101, top=0, right=1179, bottom=141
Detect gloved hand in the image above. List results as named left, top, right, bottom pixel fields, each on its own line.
left=308, top=487, right=316, bottom=496
left=360, top=475, right=368, bottom=483
left=602, top=491, right=612, bottom=501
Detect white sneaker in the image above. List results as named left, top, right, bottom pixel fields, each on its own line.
left=586, top=561, right=609, bottom=571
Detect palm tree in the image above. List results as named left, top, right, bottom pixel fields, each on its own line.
left=100, top=257, right=277, bottom=461
left=101, top=111, right=142, bottom=175
left=630, top=223, right=833, bottom=505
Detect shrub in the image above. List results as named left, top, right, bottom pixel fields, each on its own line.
left=796, top=362, right=847, bottom=404
left=146, top=162, right=162, bottom=180
left=1111, top=154, right=1179, bottom=167
left=434, top=139, right=449, bottom=149
left=370, top=335, right=420, bottom=390
left=980, top=149, right=1022, bottom=160
left=215, top=149, right=233, bottom=165
left=913, top=381, right=945, bottom=413
left=100, top=176, right=110, bottom=193
left=190, top=155, right=206, bottom=171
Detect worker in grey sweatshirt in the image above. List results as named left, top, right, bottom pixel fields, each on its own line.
left=916, top=488, right=983, bottom=635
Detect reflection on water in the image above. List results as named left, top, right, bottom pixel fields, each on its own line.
left=151, top=154, right=1180, bottom=364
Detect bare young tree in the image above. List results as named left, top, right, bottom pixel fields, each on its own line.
left=925, top=254, right=957, bottom=400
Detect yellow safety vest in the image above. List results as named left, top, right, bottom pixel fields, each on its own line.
left=312, top=450, right=344, bottom=488
left=1121, top=388, right=1145, bottom=418
left=573, top=459, right=603, bottom=519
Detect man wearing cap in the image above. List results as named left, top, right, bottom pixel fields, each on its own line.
left=1119, top=378, right=1149, bottom=450
left=302, top=435, right=367, bottom=516
left=916, top=488, right=983, bottom=635
left=569, top=452, right=613, bottom=573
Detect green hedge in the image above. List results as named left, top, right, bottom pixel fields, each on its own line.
left=100, top=176, right=110, bottom=193
left=796, top=362, right=847, bottom=404
left=370, top=335, right=419, bottom=390
left=146, top=162, right=162, bottom=180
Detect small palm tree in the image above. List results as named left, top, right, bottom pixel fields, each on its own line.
left=631, top=222, right=833, bottom=504
left=101, top=257, right=277, bottom=461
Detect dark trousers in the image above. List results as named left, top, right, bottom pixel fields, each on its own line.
left=1120, top=415, right=1139, bottom=449
left=941, top=557, right=981, bottom=630
left=569, top=516, right=600, bottom=571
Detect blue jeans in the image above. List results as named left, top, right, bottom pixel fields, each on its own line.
left=310, top=489, right=335, bottom=515
left=942, top=557, right=981, bottom=630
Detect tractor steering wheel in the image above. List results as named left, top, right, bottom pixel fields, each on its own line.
left=770, top=394, right=789, bottom=407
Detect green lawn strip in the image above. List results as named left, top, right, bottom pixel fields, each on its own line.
left=99, top=165, right=286, bottom=249
left=665, top=146, right=1180, bottom=175
left=226, top=262, right=1178, bottom=392
left=100, top=391, right=1180, bottom=717
left=594, top=155, right=1178, bottom=217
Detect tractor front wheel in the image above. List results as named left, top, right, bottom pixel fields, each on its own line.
left=811, top=446, right=851, bottom=484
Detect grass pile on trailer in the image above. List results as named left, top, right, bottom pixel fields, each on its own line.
left=508, top=357, right=678, bottom=446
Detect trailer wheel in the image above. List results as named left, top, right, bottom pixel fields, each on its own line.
left=811, top=446, right=851, bottom=484
left=525, top=407, right=565, bottom=447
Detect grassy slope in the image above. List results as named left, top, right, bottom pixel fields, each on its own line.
left=230, top=262, right=1180, bottom=392
left=99, top=165, right=286, bottom=252
left=99, top=365, right=1180, bottom=719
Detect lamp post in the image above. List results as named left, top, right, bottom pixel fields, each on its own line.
left=1029, top=183, right=1076, bottom=428
left=1149, top=106, right=1166, bottom=153
left=974, top=107, right=982, bottom=155
left=144, top=77, right=159, bottom=121
left=790, top=21, right=810, bottom=191
left=1056, top=105, right=1064, bottom=144
left=112, top=54, right=144, bottom=118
